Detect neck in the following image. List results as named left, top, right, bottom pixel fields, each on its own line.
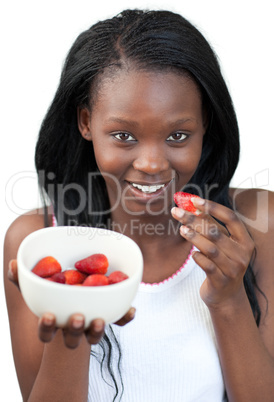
left=109, top=212, right=192, bottom=284
left=110, top=212, right=181, bottom=251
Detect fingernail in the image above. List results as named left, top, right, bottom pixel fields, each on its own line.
left=8, top=260, right=16, bottom=277
left=180, top=226, right=190, bottom=235
left=93, top=319, right=104, bottom=332
left=43, top=313, right=55, bottom=326
left=72, top=315, right=84, bottom=329
left=7, top=262, right=14, bottom=280
left=192, top=197, right=205, bottom=206
left=129, top=307, right=136, bottom=320
left=171, top=207, right=184, bottom=218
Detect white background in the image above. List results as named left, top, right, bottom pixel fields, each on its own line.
left=1, top=0, right=273, bottom=399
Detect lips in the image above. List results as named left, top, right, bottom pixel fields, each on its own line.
left=126, top=179, right=174, bottom=199
left=131, top=182, right=165, bottom=194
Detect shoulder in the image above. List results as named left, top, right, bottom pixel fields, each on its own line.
left=229, top=187, right=274, bottom=275
left=4, top=208, right=53, bottom=261
left=229, top=187, right=274, bottom=236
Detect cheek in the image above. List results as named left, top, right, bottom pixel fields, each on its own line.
left=173, top=145, right=203, bottom=177
left=92, top=141, right=117, bottom=174
left=92, top=143, right=129, bottom=194
left=94, top=151, right=115, bottom=174
left=94, top=151, right=122, bottom=200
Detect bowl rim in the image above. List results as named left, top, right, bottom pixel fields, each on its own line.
left=17, top=226, right=143, bottom=291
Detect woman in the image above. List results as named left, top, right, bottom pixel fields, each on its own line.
left=4, top=9, right=274, bottom=401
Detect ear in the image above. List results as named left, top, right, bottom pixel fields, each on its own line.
left=77, top=107, right=93, bottom=141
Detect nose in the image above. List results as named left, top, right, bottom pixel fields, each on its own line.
left=132, top=145, right=170, bottom=175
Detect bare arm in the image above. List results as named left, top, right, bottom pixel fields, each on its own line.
left=4, top=211, right=92, bottom=401
left=4, top=211, right=134, bottom=401
left=171, top=189, right=274, bottom=401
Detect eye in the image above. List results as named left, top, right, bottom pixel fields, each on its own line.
left=166, top=132, right=188, bottom=142
left=112, top=132, right=136, bottom=142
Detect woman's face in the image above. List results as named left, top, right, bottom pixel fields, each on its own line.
left=78, top=68, right=207, bottom=219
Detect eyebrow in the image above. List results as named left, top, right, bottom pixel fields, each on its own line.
left=170, top=118, right=198, bottom=125
left=105, top=117, right=139, bottom=127
left=105, top=117, right=197, bottom=126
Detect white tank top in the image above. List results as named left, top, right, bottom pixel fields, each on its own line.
left=87, top=248, right=226, bottom=401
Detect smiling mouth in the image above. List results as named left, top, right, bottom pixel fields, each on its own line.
left=130, top=182, right=166, bottom=194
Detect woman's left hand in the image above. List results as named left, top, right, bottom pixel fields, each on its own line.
left=171, top=197, right=255, bottom=309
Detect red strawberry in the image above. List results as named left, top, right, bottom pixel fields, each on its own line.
left=108, top=271, right=129, bottom=284
left=63, top=269, right=87, bottom=285
left=75, top=254, right=108, bottom=275
left=32, top=256, right=62, bottom=278
left=173, top=192, right=200, bottom=214
left=82, top=274, right=109, bottom=287
left=46, top=272, right=66, bottom=284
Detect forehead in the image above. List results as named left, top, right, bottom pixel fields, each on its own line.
left=91, top=68, right=203, bottom=119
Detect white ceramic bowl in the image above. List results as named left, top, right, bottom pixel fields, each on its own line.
left=17, top=226, right=143, bottom=328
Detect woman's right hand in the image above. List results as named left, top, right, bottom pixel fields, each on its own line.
left=8, top=259, right=136, bottom=349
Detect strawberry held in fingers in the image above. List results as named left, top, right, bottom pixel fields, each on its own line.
left=32, top=256, right=62, bottom=278
left=75, top=253, right=109, bottom=275
left=173, top=192, right=201, bottom=215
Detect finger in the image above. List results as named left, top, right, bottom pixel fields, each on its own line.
left=85, top=318, right=105, bottom=345
left=192, top=198, right=249, bottom=241
left=192, top=249, right=226, bottom=283
left=180, top=224, right=227, bottom=264
left=38, top=313, right=57, bottom=343
left=173, top=203, right=253, bottom=269
left=171, top=207, right=229, bottom=238
left=7, top=260, right=20, bottom=288
left=115, top=307, right=136, bottom=326
left=173, top=203, right=247, bottom=266
left=180, top=225, right=236, bottom=274
left=180, top=225, right=249, bottom=279
left=62, top=314, right=86, bottom=349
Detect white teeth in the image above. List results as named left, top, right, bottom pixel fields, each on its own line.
left=131, top=183, right=165, bottom=193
